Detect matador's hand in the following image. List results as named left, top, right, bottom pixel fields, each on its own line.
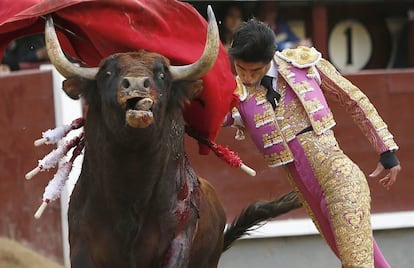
left=369, top=162, right=401, bottom=190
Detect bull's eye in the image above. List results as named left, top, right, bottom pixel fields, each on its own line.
left=158, top=72, right=165, bottom=80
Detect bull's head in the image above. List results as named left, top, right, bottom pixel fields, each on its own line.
left=45, top=6, right=219, bottom=129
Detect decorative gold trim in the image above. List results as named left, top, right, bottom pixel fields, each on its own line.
left=307, top=66, right=322, bottom=85
left=264, top=147, right=294, bottom=167
left=297, top=130, right=374, bottom=266
left=276, top=46, right=322, bottom=68
left=284, top=98, right=313, bottom=135
left=262, top=130, right=284, bottom=148
left=316, top=58, right=399, bottom=153
left=234, top=76, right=248, bottom=101
left=303, top=98, right=324, bottom=114
left=254, top=109, right=275, bottom=128
left=295, top=81, right=315, bottom=95
left=312, top=113, right=336, bottom=135
left=274, top=55, right=337, bottom=136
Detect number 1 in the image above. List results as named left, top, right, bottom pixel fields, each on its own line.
left=344, top=27, right=353, bottom=65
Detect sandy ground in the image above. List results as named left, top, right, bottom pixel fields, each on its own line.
left=0, top=237, right=64, bottom=268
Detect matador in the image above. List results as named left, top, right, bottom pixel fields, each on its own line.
left=224, top=19, right=401, bottom=268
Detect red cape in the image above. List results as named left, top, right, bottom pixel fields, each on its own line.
left=0, top=0, right=238, bottom=154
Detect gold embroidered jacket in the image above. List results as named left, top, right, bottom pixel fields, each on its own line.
left=228, top=46, right=398, bottom=167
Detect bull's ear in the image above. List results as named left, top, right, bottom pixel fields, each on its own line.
left=183, top=80, right=203, bottom=100
left=62, top=77, right=91, bottom=100
left=172, top=80, right=203, bottom=108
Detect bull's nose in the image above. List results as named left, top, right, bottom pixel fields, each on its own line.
left=121, top=77, right=151, bottom=92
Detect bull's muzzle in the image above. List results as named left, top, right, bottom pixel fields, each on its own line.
left=120, top=76, right=155, bottom=128
left=121, top=77, right=151, bottom=93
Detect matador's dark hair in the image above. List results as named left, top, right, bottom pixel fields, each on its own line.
left=228, top=18, right=276, bottom=63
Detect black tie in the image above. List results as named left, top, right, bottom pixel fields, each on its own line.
left=261, top=75, right=280, bottom=109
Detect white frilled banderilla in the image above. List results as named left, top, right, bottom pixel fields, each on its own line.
left=25, top=117, right=85, bottom=219
left=26, top=118, right=257, bottom=219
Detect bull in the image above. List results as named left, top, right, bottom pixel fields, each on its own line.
left=44, top=7, right=301, bottom=268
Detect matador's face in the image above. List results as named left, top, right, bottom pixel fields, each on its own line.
left=233, top=59, right=271, bottom=88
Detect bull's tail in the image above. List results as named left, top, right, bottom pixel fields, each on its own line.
left=222, top=190, right=302, bottom=252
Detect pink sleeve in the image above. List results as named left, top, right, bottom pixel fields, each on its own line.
left=316, top=59, right=398, bottom=154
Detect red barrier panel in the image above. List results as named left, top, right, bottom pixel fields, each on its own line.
left=0, top=69, right=63, bottom=263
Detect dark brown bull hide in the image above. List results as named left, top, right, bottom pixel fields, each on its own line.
left=65, top=51, right=225, bottom=268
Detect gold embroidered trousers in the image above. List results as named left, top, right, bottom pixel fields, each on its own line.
left=285, top=130, right=390, bottom=268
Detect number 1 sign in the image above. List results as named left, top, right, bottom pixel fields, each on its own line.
left=328, top=19, right=373, bottom=73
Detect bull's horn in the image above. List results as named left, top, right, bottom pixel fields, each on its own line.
left=170, top=5, right=219, bottom=81
left=45, top=16, right=98, bottom=79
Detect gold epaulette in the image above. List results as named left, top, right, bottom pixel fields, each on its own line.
left=276, top=46, right=322, bottom=68
left=234, top=76, right=248, bottom=101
